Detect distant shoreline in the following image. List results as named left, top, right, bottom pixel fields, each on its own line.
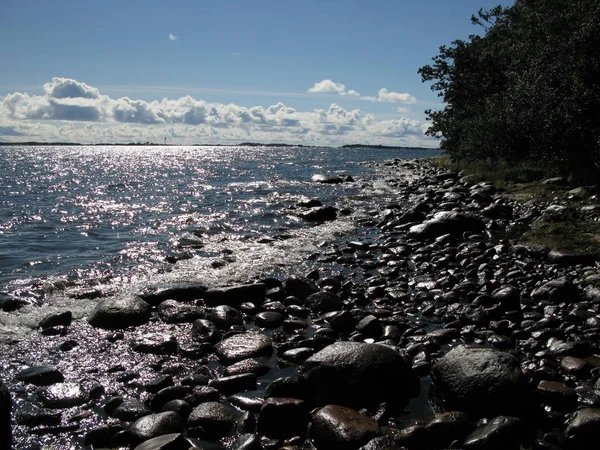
left=0, top=141, right=439, bottom=151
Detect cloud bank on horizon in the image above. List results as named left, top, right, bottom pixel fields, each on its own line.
left=0, top=77, right=436, bottom=147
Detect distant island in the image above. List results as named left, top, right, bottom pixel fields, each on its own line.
left=0, top=141, right=439, bottom=150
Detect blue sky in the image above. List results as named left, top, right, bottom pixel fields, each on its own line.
left=0, top=0, right=514, bottom=146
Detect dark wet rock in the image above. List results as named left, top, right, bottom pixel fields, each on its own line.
left=297, top=198, right=322, bottom=208
left=88, top=295, right=152, bottom=329
left=258, top=397, right=309, bottom=439
left=299, top=205, right=338, bottom=222
left=0, top=379, right=11, bottom=449
left=203, top=283, right=267, bottom=307
left=311, top=174, right=344, bottom=184
left=0, top=293, right=28, bottom=311
left=15, top=365, right=64, bottom=386
left=38, top=382, right=87, bottom=408
left=224, top=358, right=271, bottom=377
left=16, top=402, right=61, bottom=427
left=130, top=412, right=184, bottom=444
left=139, top=282, right=207, bottom=305
left=482, top=203, right=513, bottom=220
left=209, top=373, right=257, bottom=395
left=215, top=332, right=273, bottom=364
left=300, top=341, right=418, bottom=407
left=146, top=376, right=174, bottom=394
left=542, top=177, right=568, bottom=186
left=537, top=380, right=577, bottom=411
left=254, top=311, right=285, bottom=328
left=462, top=416, right=526, bottom=449
left=131, top=333, right=178, bottom=355
left=83, top=424, right=125, bottom=448
left=162, top=400, right=192, bottom=420
left=38, top=311, right=72, bottom=329
left=356, top=315, right=383, bottom=338
left=548, top=339, right=594, bottom=358
left=548, top=249, right=599, bottom=266
left=285, top=275, right=319, bottom=300
left=264, top=376, right=311, bottom=401
left=149, top=386, right=192, bottom=411
left=311, top=404, right=378, bottom=449
left=110, top=399, right=152, bottom=421
left=491, top=286, right=521, bottom=312
left=184, top=386, right=220, bottom=407
left=530, top=277, right=579, bottom=303
left=187, top=402, right=235, bottom=438
left=408, top=211, right=485, bottom=239
left=207, top=305, right=244, bottom=329
left=133, top=433, right=189, bottom=450
left=191, top=319, right=221, bottom=343
left=157, top=300, right=203, bottom=323
left=424, top=411, right=472, bottom=449
left=431, top=345, right=529, bottom=418
left=564, top=408, right=600, bottom=449
left=281, top=347, right=314, bottom=364
left=233, top=433, right=262, bottom=450
left=305, top=291, right=342, bottom=313
left=227, top=392, right=264, bottom=413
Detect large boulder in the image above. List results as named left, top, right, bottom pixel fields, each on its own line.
left=88, top=296, right=152, bottom=329
left=299, top=341, right=418, bottom=408
left=203, top=284, right=266, bottom=307
left=408, top=211, right=485, bottom=239
left=431, top=345, right=530, bottom=418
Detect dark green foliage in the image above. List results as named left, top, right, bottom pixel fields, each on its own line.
left=419, top=0, right=600, bottom=183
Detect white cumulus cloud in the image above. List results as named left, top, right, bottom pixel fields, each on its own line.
left=169, top=33, right=178, bottom=41
left=376, top=88, right=416, bottom=104
left=307, top=80, right=346, bottom=94
left=0, top=78, right=437, bottom=147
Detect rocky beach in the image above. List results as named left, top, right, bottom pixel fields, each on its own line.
left=1, top=157, right=599, bottom=450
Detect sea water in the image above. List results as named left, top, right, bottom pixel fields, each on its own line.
left=0, top=145, right=437, bottom=341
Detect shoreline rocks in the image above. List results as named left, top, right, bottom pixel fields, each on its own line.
left=1, top=158, right=599, bottom=449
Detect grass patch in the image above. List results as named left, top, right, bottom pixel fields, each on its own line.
left=521, top=221, right=600, bottom=253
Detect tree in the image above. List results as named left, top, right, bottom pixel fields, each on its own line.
left=419, top=0, right=600, bottom=183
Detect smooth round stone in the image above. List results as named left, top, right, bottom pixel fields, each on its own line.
left=224, top=358, right=271, bottom=377
left=133, top=433, right=188, bottom=450
left=15, top=366, right=64, bottom=386
left=110, top=399, right=152, bottom=421
left=130, top=412, right=184, bottom=443
left=310, top=404, right=378, bottom=449
left=258, top=397, right=309, bottom=439
left=254, top=311, right=284, bottom=328
left=38, top=382, right=87, bottom=408
left=131, top=333, right=178, bottom=355
left=187, top=402, right=235, bottom=437
left=88, top=295, right=152, bottom=329
left=281, top=347, right=314, bottom=364
left=560, top=356, right=587, bottom=375
left=214, top=333, right=273, bottom=364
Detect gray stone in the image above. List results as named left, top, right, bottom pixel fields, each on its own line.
left=311, top=404, right=378, bottom=449
left=133, top=433, right=189, bottom=450
left=139, top=282, right=207, bottom=305
left=187, top=402, right=235, bottom=437
left=130, top=412, right=184, bottom=444
left=214, top=333, right=273, bottom=364
left=564, top=408, right=600, bottom=449
left=15, top=366, right=64, bottom=386
left=431, top=345, right=529, bottom=418
left=157, top=300, right=203, bottom=323
left=311, top=174, right=344, bottom=184
left=88, top=295, right=152, bottom=329
left=300, top=341, right=418, bottom=407
left=299, top=205, right=338, bottom=222
left=203, top=284, right=266, bottom=307
left=39, top=311, right=72, bottom=329
left=408, top=211, right=485, bottom=239
left=38, top=382, right=87, bottom=408
left=463, top=416, right=525, bottom=449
